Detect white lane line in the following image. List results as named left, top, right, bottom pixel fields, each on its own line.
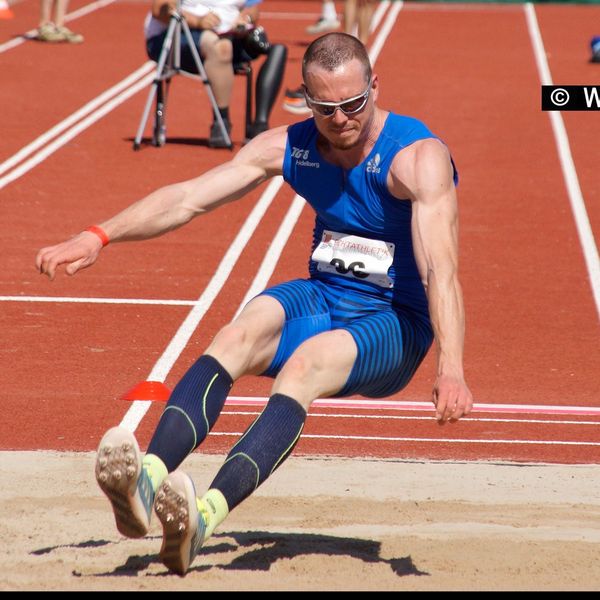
left=220, top=410, right=600, bottom=426
left=0, top=0, right=118, bottom=54
left=369, top=0, right=391, bottom=33
left=0, top=296, right=197, bottom=306
left=525, top=3, right=600, bottom=322
left=119, top=176, right=285, bottom=432
left=368, top=1, right=403, bottom=65
left=207, top=431, right=600, bottom=446
left=0, top=62, right=155, bottom=177
left=0, top=70, right=155, bottom=190
left=63, top=0, right=117, bottom=21
left=224, top=395, right=600, bottom=416
left=233, top=194, right=305, bottom=320
left=403, top=3, right=521, bottom=12
left=260, top=12, right=331, bottom=20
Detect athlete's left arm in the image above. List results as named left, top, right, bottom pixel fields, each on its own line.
left=390, top=139, right=473, bottom=423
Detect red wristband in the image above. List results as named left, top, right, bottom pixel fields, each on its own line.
left=85, top=225, right=110, bottom=247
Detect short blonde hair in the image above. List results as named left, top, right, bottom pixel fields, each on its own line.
left=302, top=33, right=372, bottom=84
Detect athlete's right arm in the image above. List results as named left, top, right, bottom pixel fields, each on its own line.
left=35, top=127, right=287, bottom=280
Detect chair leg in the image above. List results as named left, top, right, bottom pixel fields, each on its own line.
left=153, top=80, right=166, bottom=147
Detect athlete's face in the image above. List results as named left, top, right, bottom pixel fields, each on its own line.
left=303, top=59, right=378, bottom=151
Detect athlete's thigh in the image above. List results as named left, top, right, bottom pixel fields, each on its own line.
left=207, top=294, right=286, bottom=378
left=258, top=279, right=332, bottom=378
left=275, top=328, right=358, bottom=402
left=339, top=308, right=433, bottom=398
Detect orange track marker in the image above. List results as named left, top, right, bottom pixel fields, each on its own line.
left=122, top=380, right=171, bottom=402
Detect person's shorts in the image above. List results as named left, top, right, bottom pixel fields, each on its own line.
left=146, top=28, right=205, bottom=73
left=259, top=278, right=433, bottom=398
left=146, top=30, right=253, bottom=73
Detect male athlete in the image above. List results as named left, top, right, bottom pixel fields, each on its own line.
left=36, top=33, right=473, bottom=575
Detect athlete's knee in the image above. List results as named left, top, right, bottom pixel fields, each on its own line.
left=210, top=323, right=250, bottom=355
left=277, top=353, right=319, bottom=394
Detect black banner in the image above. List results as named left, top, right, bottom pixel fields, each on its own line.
left=542, top=86, right=600, bottom=111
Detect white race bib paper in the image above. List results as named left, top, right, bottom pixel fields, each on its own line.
left=311, top=230, right=395, bottom=288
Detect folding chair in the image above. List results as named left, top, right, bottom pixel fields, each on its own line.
left=133, top=3, right=237, bottom=150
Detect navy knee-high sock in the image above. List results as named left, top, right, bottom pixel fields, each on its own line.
left=147, top=355, right=233, bottom=472
left=210, top=393, right=307, bottom=511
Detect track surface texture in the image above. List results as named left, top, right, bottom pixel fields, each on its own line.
left=0, top=0, right=599, bottom=590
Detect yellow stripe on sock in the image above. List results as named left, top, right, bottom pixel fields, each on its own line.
left=270, top=424, right=304, bottom=475
left=201, top=373, right=220, bottom=433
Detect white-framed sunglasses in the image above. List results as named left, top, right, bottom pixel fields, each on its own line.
left=303, top=78, right=373, bottom=117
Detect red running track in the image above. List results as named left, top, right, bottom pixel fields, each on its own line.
left=0, top=0, right=598, bottom=464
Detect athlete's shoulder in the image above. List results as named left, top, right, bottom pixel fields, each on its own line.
left=383, top=113, right=458, bottom=188
left=382, top=113, right=436, bottom=145
left=389, top=138, right=456, bottom=201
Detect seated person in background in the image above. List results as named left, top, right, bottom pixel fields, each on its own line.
left=145, top=0, right=287, bottom=147
left=344, top=0, right=376, bottom=45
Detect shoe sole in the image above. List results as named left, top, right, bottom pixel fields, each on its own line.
left=38, top=35, right=66, bottom=42
left=95, top=427, right=148, bottom=538
left=155, top=471, right=202, bottom=576
left=306, top=22, right=341, bottom=35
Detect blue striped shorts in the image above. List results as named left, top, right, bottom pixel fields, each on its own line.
left=259, top=278, right=433, bottom=398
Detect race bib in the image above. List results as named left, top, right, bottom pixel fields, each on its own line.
left=311, top=230, right=395, bottom=288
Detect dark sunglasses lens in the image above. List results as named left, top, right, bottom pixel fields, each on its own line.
left=340, top=95, right=367, bottom=114
left=314, top=104, right=336, bottom=116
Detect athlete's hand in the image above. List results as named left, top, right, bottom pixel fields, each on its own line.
left=35, top=231, right=103, bottom=281
left=432, top=374, right=473, bottom=423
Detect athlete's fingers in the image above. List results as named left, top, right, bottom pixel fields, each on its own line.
left=433, top=377, right=473, bottom=423
left=65, top=256, right=93, bottom=276
left=36, top=234, right=101, bottom=280
left=444, top=390, right=473, bottom=422
left=35, top=248, right=45, bottom=272
left=36, top=247, right=59, bottom=280
left=45, top=252, right=65, bottom=281
left=440, top=392, right=456, bottom=422
left=36, top=247, right=55, bottom=276
left=435, top=385, right=456, bottom=422
left=433, top=387, right=448, bottom=422
left=451, top=392, right=473, bottom=420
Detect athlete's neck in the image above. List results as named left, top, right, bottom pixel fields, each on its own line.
left=319, top=108, right=388, bottom=169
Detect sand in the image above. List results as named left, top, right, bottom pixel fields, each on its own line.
left=1, top=451, right=599, bottom=591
